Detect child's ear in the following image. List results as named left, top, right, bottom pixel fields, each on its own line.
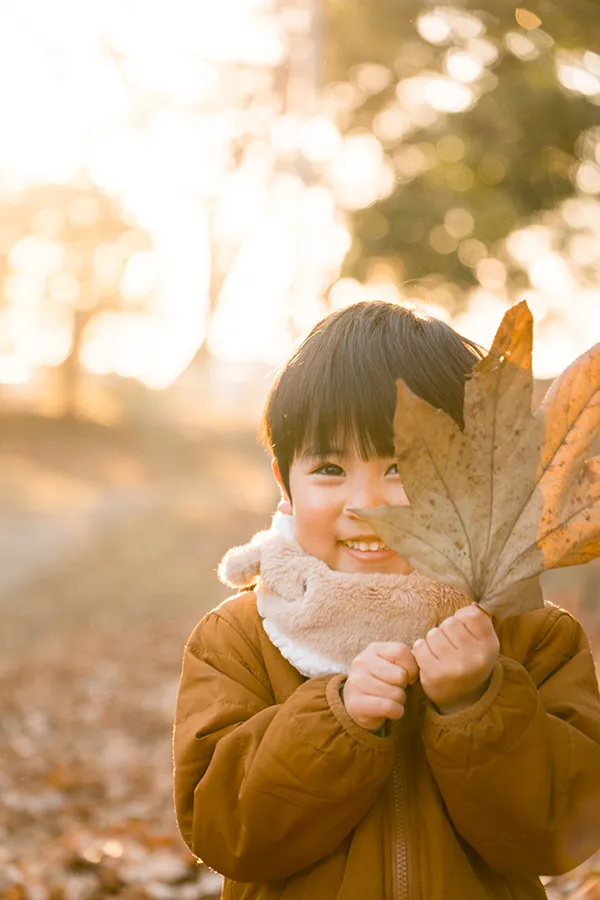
left=271, top=458, right=293, bottom=515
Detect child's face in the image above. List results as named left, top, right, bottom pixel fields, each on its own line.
left=273, top=449, right=413, bottom=575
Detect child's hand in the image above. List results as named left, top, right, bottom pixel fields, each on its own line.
left=412, top=603, right=500, bottom=715
left=342, top=642, right=419, bottom=733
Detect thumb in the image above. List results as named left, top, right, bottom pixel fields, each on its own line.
left=472, top=601, right=494, bottom=620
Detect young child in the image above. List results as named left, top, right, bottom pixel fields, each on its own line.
left=173, top=301, right=600, bottom=900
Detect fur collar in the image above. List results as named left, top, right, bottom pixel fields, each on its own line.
left=218, top=513, right=470, bottom=677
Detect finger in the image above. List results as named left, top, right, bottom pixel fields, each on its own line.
left=355, top=694, right=406, bottom=722
left=454, top=604, right=496, bottom=639
left=474, top=602, right=494, bottom=619
left=374, top=643, right=419, bottom=684
left=361, top=679, right=407, bottom=706
left=450, top=609, right=498, bottom=656
left=423, top=626, right=456, bottom=659
left=412, top=637, right=441, bottom=672
left=367, top=656, right=411, bottom=688
left=438, top=616, right=479, bottom=648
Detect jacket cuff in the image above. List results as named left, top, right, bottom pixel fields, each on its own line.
left=423, top=658, right=505, bottom=730
left=326, top=674, right=396, bottom=750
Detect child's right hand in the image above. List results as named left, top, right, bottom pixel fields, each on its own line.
left=341, top=642, right=419, bottom=733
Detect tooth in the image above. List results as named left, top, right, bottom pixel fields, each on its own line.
left=359, top=542, right=369, bottom=551
left=369, top=542, right=381, bottom=551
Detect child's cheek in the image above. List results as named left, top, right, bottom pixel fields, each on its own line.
left=293, top=505, right=339, bottom=567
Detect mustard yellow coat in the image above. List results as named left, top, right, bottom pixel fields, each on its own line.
left=173, top=592, right=600, bottom=899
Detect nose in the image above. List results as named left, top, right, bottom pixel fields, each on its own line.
left=343, top=469, right=409, bottom=519
left=345, top=507, right=368, bottom=522
left=344, top=478, right=385, bottom=517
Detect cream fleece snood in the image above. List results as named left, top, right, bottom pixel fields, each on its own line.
left=218, top=512, right=470, bottom=677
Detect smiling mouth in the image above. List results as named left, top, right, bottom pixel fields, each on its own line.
left=341, top=538, right=390, bottom=553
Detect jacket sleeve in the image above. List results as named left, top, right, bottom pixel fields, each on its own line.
left=172, top=609, right=396, bottom=882
left=421, top=607, right=600, bottom=877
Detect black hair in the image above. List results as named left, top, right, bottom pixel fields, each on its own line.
left=259, top=300, right=485, bottom=499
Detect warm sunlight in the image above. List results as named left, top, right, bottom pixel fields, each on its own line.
left=4, top=8, right=600, bottom=898
left=0, top=0, right=299, bottom=390
left=1, top=0, right=599, bottom=402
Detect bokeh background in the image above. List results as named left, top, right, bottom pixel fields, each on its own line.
left=1, top=1, right=600, bottom=897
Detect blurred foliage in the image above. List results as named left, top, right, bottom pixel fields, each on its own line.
left=322, top=0, right=600, bottom=304
left=0, top=183, right=154, bottom=415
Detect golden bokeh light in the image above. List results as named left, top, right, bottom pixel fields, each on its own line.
left=0, top=0, right=341, bottom=397
left=504, top=32, right=540, bottom=61
left=515, top=9, right=542, bottom=31
left=0, top=0, right=600, bottom=411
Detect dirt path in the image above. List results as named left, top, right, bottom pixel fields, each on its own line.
left=0, top=421, right=276, bottom=601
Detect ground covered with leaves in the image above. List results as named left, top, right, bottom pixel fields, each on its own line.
left=1, top=614, right=224, bottom=900
left=1, top=416, right=599, bottom=899
left=0, top=416, right=272, bottom=899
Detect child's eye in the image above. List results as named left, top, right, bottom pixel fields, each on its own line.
left=386, top=463, right=399, bottom=476
left=313, top=463, right=345, bottom=476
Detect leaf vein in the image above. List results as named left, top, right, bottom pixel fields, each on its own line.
left=487, top=376, right=600, bottom=582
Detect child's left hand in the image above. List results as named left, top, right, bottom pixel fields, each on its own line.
left=412, top=603, right=500, bottom=715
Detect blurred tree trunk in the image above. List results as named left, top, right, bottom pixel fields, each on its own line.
left=59, top=308, right=91, bottom=419
left=195, top=201, right=230, bottom=369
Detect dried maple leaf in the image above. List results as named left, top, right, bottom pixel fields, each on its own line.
left=357, top=300, right=600, bottom=619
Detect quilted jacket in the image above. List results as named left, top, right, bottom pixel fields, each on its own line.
left=173, top=587, right=600, bottom=900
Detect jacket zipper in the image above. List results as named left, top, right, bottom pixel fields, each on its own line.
left=392, top=738, right=409, bottom=900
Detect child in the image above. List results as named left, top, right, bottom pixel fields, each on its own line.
left=173, top=301, right=600, bottom=899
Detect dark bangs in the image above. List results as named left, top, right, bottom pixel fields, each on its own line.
left=259, top=301, right=484, bottom=497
